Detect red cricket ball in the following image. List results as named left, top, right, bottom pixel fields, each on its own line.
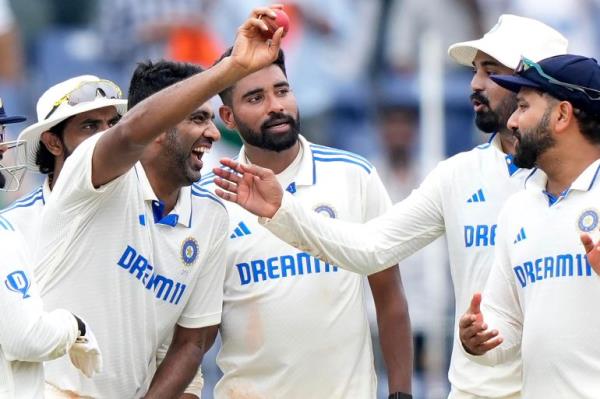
left=262, top=9, right=290, bottom=40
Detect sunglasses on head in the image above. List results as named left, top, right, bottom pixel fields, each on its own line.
left=515, top=56, right=600, bottom=101
left=44, top=80, right=123, bottom=120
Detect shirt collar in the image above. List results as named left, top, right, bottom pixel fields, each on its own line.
left=524, top=159, right=600, bottom=204
left=489, top=133, right=520, bottom=177
left=237, top=134, right=316, bottom=188
left=134, top=163, right=192, bottom=227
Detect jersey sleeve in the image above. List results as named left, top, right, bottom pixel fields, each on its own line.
left=260, top=161, right=447, bottom=275
left=468, top=205, right=523, bottom=366
left=362, top=166, right=393, bottom=221
left=177, top=213, right=228, bottom=329
left=49, top=131, right=130, bottom=209
left=0, top=231, right=78, bottom=362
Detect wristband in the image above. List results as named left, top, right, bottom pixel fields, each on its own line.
left=73, top=314, right=86, bottom=337
left=389, top=393, right=412, bottom=399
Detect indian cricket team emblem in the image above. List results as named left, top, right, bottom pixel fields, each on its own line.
left=577, top=208, right=599, bottom=233
left=181, top=237, right=199, bottom=267
left=314, top=204, right=337, bottom=219
left=4, top=270, right=31, bottom=299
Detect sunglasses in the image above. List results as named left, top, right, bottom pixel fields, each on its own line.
left=44, top=80, right=123, bottom=120
left=516, top=57, right=600, bottom=101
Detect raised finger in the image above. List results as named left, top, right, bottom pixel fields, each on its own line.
left=215, top=188, right=238, bottom=203
left=580, top=233, right=595, bottom=253
left=214, top=177, right=239, bottom=193
left=250, top=7, right=277, bottom=19
left=241, top=17, right=270, bottom=34
left=213, top=166, right=242, bottom=184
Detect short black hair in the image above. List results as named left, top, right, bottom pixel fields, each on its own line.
left=574, top=107, right=600, bottom=144
left=127, top=60, right=205, bottom=110
left=214, top=47, right=287, bottom=107
left=35, top=117, right=72, bottom=175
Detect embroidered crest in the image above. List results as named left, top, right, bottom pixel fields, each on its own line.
left=314, top=204, right=336, bottom=219
left=181, top=237, right=199, bottom=266
left=577, top=208, right=599, bottom=233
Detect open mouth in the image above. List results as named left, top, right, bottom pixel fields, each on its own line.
left=191, top=144, right=211, bottom=162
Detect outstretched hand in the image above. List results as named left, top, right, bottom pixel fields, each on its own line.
left=580, top=233, right=600, bottom=276
left=229, top=5, right=286, bottom=75
left=458, top=293, right=503, bottom=356
left=213, top=158, right=283, bottom=218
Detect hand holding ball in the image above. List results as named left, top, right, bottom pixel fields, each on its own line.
left=261, top=10, right=290, bottom=40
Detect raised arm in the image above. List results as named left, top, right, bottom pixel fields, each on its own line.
left=91, top=5, right=286, bottom=187
left=214, top=158, right=446, bottom=275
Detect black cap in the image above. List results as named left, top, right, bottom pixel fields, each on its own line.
left=491, top=54, right=600, bottom=114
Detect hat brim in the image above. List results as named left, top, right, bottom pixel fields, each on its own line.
left=0, top=115, right=27, bottom=124
left=448, top=38, right=519, bottom=70
left=490, top=75, right=543, bottom=93
left=18, top=98, right=128, bottom=171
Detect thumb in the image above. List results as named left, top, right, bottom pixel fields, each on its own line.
left=580, top=233, right=594, bottom=253
left=469, top=292, right=482, bottom=315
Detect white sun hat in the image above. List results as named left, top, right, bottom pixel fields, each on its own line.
left=18, top=75, right=128, bottom=171
left=448, top=14, right=568, bottom=70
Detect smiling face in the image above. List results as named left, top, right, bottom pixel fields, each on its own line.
left=507, top=87, right=557, bottom=168
left=160, top=101, right=220, bottom=185
left=470, top=51, right=518, bottom=134
left=220, top=64, right=300, bottom=152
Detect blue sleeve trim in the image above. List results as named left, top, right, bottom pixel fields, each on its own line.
left=312, top=156, right=372, bottom=174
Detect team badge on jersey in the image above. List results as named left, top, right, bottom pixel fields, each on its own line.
left=181, top=237, right=199, bottom=266
left=577, top=208, right=599, bottom=233
left=5, top=270, right=31, bottom=299
left=314, top=204, right=336, bottom=219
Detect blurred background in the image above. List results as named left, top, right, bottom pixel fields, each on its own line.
left=1, top=0, right=599, bottom=397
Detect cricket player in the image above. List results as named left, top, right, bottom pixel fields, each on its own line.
left=213, top=15, right=568, bottom=398
left=197, top=48, right=412, bottom=398
left=0, top=101, right=101, bottom=398
left=459, top=53, right=600, bottom=398
left=0, top=76, right=204, bottom=397
left=0, top=75, right=126, bottom=244
left=20, top=6, right=285, bottom=398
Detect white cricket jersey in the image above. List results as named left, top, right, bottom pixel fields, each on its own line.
left=473, top=160, right=600, bottom=398
left=198, top=135, right=389, bottom=398
left=262, top=133, right=526, bottom=397
left=0, top=222, right=78, bottom=399
left=32, top=132, right=228, bottom=398
left=0, top=178, right=50, bottom=244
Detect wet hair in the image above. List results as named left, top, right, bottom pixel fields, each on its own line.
left=35, top=117, right=72, bottom=175
left=214, top=47, right=287, bottom=107
left=127, top=60, right=205, bottom=110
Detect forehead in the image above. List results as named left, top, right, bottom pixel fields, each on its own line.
left=473, top=51, right=513, bottom=73
left=193, top=101, right=213, bottom=114
left=69, top=106, right=119, bottom=123
left=517, top=87, right=545, bottom=102
left=232, top=65, right=287, bottom=96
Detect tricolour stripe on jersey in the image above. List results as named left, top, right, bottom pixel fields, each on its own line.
left=312, top=156, right=372, bottom=174
left=191, top=186, right=226, bottom=210
left=0, top=187, right=44, bottom=214
left=310, top=144, right=373, bottom=170
left=0, top=215, right=14, bottom=231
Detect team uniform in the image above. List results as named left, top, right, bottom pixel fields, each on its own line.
left=0, top=221, right=79, bottom=399
left=198, top=135, right=389, bottom=398
left=470, top=160, right=600, bottom=398
left=0, top=179, right=49, bottom=243
left=31, top=132, right=228, bottom=398
left=261, top=133, right=526, bottom=398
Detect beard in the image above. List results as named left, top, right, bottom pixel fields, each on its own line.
left=471, top=91, right=518, bottom=133
left=164, top=127, right=199, bottom=185
left=235, top=111, right=300, bottom=152
left=513, top=107, right=555, bottom=169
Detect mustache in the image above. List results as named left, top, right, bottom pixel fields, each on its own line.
left=261, top=112, right=296, bottom=130
left=512, top=129, right=522, bottom=141
left=470, top=92, right=490, bottom=107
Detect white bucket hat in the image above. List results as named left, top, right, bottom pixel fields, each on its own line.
left=448, top=14, right=568, bottom=70
left=18, top=75, right=128, bottom=171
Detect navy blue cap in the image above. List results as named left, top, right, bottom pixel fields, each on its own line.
left=491, top=54, right=600, bottom=114
left=0, top=97, right=26, bottom=124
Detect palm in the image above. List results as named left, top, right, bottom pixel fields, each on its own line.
left=236, top=171, right=281, bottom=217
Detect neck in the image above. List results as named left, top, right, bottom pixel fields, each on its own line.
left=141, top=160, right=181, bottom=214
left=540, top=140, right=600, bottom=196
left=244, top=140, right=301, bottom=174
left=49, top=160, right=65, bottom=191
left=497, top=129, right=517, bottom=155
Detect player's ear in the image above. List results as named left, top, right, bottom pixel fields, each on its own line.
left=219, top=105, right=236, bottom=130
left=40, top=131, right=64, bottom=157
left=554, top=100, right=573, bottom=134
